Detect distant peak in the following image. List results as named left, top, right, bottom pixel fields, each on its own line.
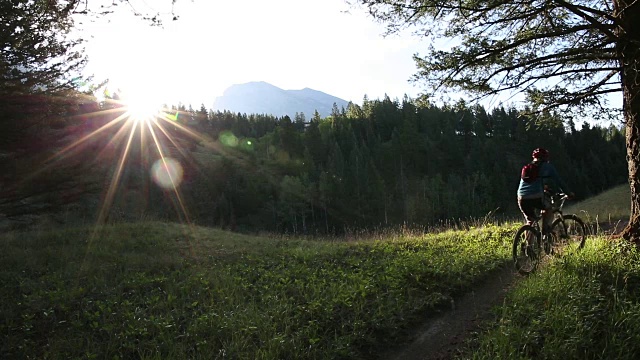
left=234, top=81, right=276, bottom=87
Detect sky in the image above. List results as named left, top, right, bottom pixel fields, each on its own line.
left=79, top=0, right=427, bottom=108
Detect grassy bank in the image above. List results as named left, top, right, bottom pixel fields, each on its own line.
left=0, top=221, right=514, bottom=359
left=565, top=184, right=630, bottom=228
left=464, top=236, right=640, bottom=359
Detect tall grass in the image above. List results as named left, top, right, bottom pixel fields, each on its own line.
left=463, top=236, right=640, bottom=359
left=0, top=221, right=516, bottom=359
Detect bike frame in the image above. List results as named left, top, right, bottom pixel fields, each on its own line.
left=549, top=192, right=571, bottom=225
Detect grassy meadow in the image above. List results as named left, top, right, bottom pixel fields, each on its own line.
left=0, top=221, right=514, bottom=359
left=3, top=184, right=640, bottom=359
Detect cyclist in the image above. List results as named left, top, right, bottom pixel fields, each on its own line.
left=517, top=148, right=574, bottom=232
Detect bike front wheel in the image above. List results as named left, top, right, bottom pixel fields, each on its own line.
left=513, top=225, right=541, bottom=275
left=551, top=214, right=586, bottom=251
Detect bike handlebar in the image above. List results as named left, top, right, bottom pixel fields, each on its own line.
left=547, top=191, right=573, bottom=200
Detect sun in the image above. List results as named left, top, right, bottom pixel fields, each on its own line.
left=119, top=88, right=164, bottom=121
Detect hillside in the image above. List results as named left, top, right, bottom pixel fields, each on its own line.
left=565, top=183, right=629, bottom=225
left=0, top=221, right=513, bottom=359
left=2, top=186, right=638, bottom=359
left=212, top=81, right=350, bottom=119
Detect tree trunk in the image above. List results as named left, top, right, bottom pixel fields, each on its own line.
left=324, top=205, right=329, bottom=234
left=616, top=0, right=640, bottom=242
left=309, top=196, right=314, bottom=230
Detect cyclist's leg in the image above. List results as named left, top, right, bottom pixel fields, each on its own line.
left=518, top=197, right=543, bottom=247
left=541, top=194, right=553, bottom=233
left=518, top=197, right=540, bottom=225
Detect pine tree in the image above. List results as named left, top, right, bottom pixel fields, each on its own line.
left=294, top=112, right=306, bottom=132
left=304, top=119, right=325, bottom=171
left=1, top=1, right=96, bottom=220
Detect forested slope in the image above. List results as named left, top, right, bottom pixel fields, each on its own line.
left=98, top=97, right=626, bottom=234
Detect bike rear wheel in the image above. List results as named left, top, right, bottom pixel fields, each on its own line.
left=551, top=214, right=586, bottom=251
left=513, top=225, right=541, bottom=275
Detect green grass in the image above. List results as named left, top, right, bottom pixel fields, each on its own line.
left=2, top=184, right=633, bottom=359
left=565, top=184, right=630, bottom=226
left=461, top=237, right=640, bottom=359
left=0, top=221, right=515, bottom=359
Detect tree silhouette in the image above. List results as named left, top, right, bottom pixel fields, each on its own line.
left=0, top=1, right=99, bottom=222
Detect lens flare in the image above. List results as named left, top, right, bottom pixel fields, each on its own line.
left=240, top=139, right=254, bottom=152
left=219, top=131, right=238, bottom=147
left=35, top=83, right=213, bottom=229
left=151, top=157, right=184, bottom=189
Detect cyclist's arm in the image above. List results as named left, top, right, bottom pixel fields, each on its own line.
left=549, top=163, right=570, bottom=195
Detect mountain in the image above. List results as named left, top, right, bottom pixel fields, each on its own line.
left=212, top=81, right=350, bottom=119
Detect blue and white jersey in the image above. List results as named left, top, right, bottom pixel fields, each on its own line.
left=517, top=161, right=569, bottom=199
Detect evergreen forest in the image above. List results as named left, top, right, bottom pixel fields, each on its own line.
left=43, top=94, right=625, bottom=235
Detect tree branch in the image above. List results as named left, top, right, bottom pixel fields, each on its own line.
left=553, top=0, right=619, bottom=40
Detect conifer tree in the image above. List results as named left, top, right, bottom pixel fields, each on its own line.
left=1, top=1, right=96, bottom=220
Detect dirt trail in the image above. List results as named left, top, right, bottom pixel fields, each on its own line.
left=382, top=265, right=518, bottom=360
left=382, top=221, right=617, bottom=360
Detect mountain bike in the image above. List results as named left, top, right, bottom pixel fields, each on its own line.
left=512, top=192, right=586, bottom=275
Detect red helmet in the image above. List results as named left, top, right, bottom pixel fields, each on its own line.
left=532, top=147, right=549, bottom=160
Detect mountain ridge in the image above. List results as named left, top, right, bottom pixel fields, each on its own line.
left=212, top=81, right=350, bottom=119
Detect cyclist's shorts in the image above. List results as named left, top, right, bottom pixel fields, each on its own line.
left=518, top=197, right=545, bottom=224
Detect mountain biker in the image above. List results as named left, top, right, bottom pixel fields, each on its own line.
left=517, top=148, right=574, bottom=232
